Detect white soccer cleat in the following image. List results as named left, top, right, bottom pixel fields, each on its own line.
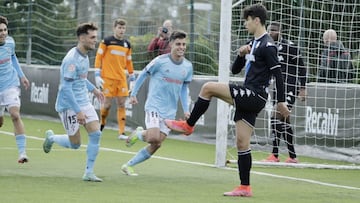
left=121, top=164, right=138, bottom=176
left=82, top=173, right=103, bottom=182
left=118, top=134, right=129, bottom=140
left=43, top=130, right=54, bottom=153
left=18, top=152, right=29, bottom=164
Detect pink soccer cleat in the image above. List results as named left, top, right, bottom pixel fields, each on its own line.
left=262, top=154, right=280, bottom=162
left=223, top=185, right=253, bottom=197
left=285, top=157, right=299, bottom=163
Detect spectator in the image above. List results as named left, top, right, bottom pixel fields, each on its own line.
left=318, top=29, right=354, bottom=83
left=147, top=19, right=173, bottom=56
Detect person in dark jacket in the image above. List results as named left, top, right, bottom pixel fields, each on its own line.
left=318, top=29, right=354, bottom=83
left=147, top=20, right=173, bottom=56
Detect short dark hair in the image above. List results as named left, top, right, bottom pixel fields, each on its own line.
left=114, top=18, right=127, bottom=27
left=169, top=30, right=187, bottom=42
left=243, top=4, right=268, bottom=25
left=270, top=22, right=281, bottom=29
left=0, top=16, right=8, bottom=26
left=269, top=21, right=281, bottom=32
left=76, top=22, right=98, bottom=37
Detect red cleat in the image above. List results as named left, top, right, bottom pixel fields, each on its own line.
left=285, top=157, right=299, bottom=163
left=164, top=119, right=194, bottom=135
left=223, top=185, right=252, bottom=197
left=262, top=154, right=280, bottom=162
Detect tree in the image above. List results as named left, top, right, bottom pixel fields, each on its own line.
left=0, top=0, right=76, bottom=65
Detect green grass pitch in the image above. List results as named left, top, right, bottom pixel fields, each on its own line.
left=0, top=115, right=359, bottom=203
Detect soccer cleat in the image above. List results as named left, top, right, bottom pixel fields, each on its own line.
left=126, top=127, right=143, bottom=147
left=43, top=130, right=54, bottom=153
left=18, top=152, right=29, bottom=164
left=164, top=119, right=194, bottom=135
left=82, top=173, right=103, bottom=182
left=223, top=185, right=253, bottom=197
left=118, top=134, right=129, bottom=140
left=262, top=154, right=280, bottom=162
left=121, top=164, right=138, bottom=176
left=285, top=157, right=299, bottom=163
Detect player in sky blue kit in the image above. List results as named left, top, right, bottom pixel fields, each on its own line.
left=42, top=22, right=105, bottom=182
left=165, top=4, right=290, bottom=197
left=121, top=30, right=193, bottom=176
left=0, top=15, right=30, bottom=164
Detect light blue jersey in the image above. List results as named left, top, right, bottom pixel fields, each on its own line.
left=55, top=47, right=95, bottom=113
left=131, top=54, right=193, bottom=119
left=0, top=36, right=21, bottom=91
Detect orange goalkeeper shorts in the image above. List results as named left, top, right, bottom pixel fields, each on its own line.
left=102, top=77, right=129, bottom=97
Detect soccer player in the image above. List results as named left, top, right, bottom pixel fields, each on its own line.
left=94, top=18, right=135, bottom=140
left=263, top=22, right=307, bottom=163
left=42, top=22, right=105, bottom=182
left=0, top=15, right=30, bottom=164
left=121, top=30, right=193, bottom=176
left=165, top=4, right=290, bottom=197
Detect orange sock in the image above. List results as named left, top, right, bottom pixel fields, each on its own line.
left=117, top=107, right=126, bottom=134
left=100, top=108, right=110, bottom=126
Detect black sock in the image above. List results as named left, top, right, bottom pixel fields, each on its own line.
left=100, top=124, right=105, bottom=131
left=285, top=123, right=296, bottom=158
left=237, top=149, right=252, bottom=185
left=271, top=118, right=282, bottom=157
left=186, top=97, right=210, bottom=126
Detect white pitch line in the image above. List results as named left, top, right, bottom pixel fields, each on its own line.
left=1, top=130, right=360, bottom=191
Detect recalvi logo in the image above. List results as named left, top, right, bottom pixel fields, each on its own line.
left=305, top=106, right=339, bottom=136
left=30, top=82, right=49, bottom=104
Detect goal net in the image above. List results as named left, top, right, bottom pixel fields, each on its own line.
left=1, top=0, right=359, bottom=166
left=228, top=0, right=360, bottom=166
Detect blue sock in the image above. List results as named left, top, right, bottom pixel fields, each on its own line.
left=85, top=130, right=101, bottom=174
left=15, top=134, right=26, bottom=154
left=52, top=134, right=71, bottom=148
left=127, top=147, right=151, bottom=167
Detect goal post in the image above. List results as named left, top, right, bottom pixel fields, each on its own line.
left=215, top=0, right=232, bottom=167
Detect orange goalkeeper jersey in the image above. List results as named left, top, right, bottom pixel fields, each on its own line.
left=94, top=36, right=134, bottom=81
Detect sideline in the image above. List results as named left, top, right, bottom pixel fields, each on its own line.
left=1, top=130, right=360, bottom=191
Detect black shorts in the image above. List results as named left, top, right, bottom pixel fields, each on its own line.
left=229, top=84, right=268, bottom=127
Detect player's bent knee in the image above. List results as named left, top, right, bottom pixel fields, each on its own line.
left=201, top=82, right=216, bottom=93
